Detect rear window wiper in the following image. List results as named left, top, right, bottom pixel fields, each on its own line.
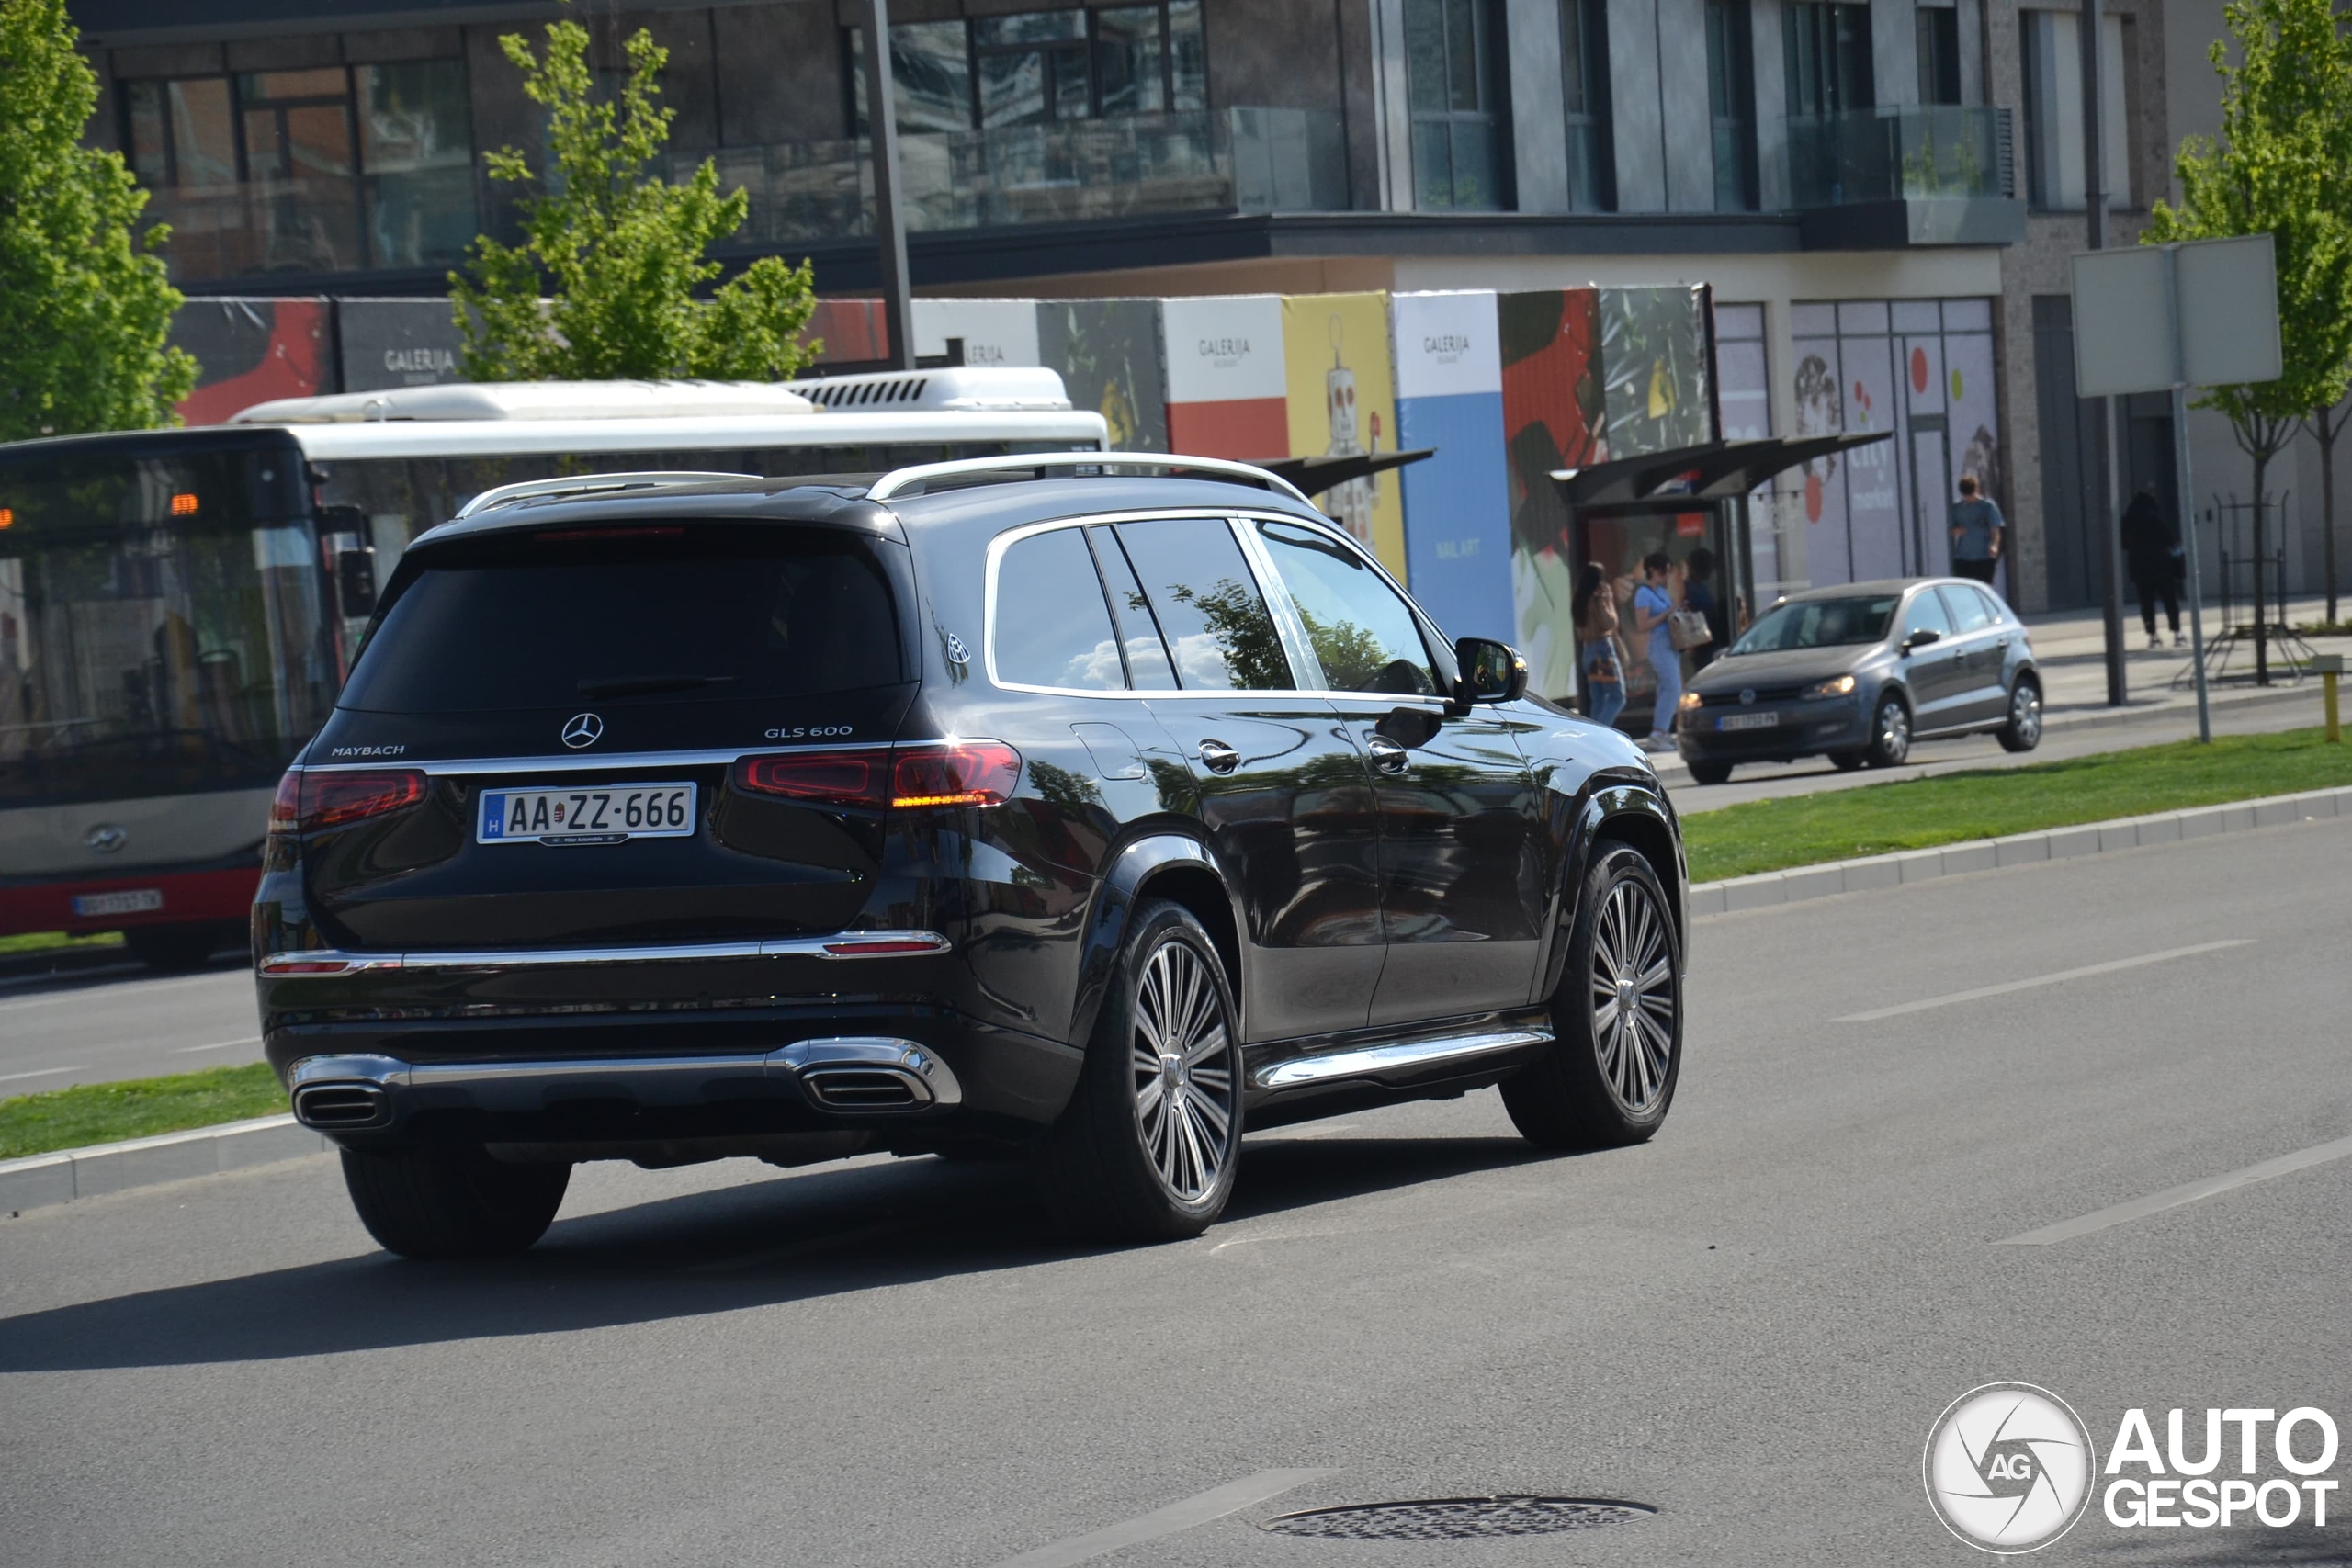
left=576, top=674, right=740, bottom=698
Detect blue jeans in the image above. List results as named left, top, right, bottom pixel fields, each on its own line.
left=1650, top=652, right=1682, bottom=736
left=1580, top=639, right=1625, bottom=728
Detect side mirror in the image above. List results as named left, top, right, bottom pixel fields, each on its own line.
left=1902, top=627, right=1942, bottom=654
left=1453, top=637, right=1528, bottom=705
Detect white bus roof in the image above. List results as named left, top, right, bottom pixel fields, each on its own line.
left=268, top=408, right=1107, bottom=462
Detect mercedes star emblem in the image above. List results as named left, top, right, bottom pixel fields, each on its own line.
left=1739, top=688, right=1757, bottom=705
left=561, top=712, right=605, bottom=749
left=85, top=823, right=128, bottom=853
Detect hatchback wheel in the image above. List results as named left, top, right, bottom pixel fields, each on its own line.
left=1040, top=898, right=1242, bottom=1240
left=340, top=1144, right=570, bottom=1258
left=1996, top=677, right=2043, bottom=752
left=1502, top=843, right=1681, bottom=1148
left=1684, top=759, right=1733, bottom=785
left=1864, top=693, right=1912, bottom=768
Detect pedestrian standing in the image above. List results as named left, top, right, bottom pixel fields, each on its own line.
left=1629, top=551, right=1683, bottom=751
left=1684, top=547, right=1730, bottom=671
left=1948, top=476, right=2007, bottom=594
left=2118, top=482, right=2185, bottom=649
left=1572, top=560, right=1627, bottom=728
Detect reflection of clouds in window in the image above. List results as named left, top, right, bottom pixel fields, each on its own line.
left=1166, top=630, right=1237, bottom=688
left=1052, top=639, right=1126, bottom=690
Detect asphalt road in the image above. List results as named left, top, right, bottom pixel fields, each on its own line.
left=5, top=816, right=2346, bottom=1566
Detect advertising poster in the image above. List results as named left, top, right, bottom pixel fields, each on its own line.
left=802, top=298, right=887, bottom=365
left=1942, top=304, right=2002, bottom=525
left=1840, top=326, right=1905, bottom=582
left=1282, top=291, right=1404, bottom=573
left=1901, top=326, right=1951, bottom=577
left=912, top=299, right=1042, bottom=369
left=1038, top=299, right=1168, bottom=452
left=171, top=299, right=332, bottom=425
left=1599, top=286, right=1714, bottom=458
left=1790, top=307, right=1852, bottom=586
left=1498, top=288, right=1605, bottom=698
left=338, top=299, right=465, bottom=393
left=1390, top=290, right=1512, bottom=641
left=1160, top=296, right=1286, bottom=461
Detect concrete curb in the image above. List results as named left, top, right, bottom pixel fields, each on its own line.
left=1688, top=784, right=2352, bottom=918
left=0, top=1114, right=325, bottom=1217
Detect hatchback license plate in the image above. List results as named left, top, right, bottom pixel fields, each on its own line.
left=73, top=887, right=164, bottom=917
left=479, top=783, right=696, bottom=844
left=1716, top=711, right=1781, bottom=732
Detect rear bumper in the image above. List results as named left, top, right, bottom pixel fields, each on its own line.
left=288, top=1037, right=962, bottom=1133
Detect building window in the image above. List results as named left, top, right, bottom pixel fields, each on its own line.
left=119, top=61, right=475, bottom=274
left=1782, top=1, right=1874, bottom=118
left=849, top=3, right=1206, bottom=136
left=1404, top=0, right=1510, bottom=209
left=1916, top=6, right=1962, bottom=105
left=1559, top=0, right=1613, bottom=210
left=1705, top=0, right=1758, bottom=210
left=2019, top=8, right=2127, bottom=209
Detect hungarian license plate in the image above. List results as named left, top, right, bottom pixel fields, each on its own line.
left=1717, top=711, right=1781, bottom=733
left=72, top=887, right=164, bottom=917
left=478, top=783, right=696, bottom=845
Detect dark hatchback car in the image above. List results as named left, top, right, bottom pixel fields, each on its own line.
left=1673, top=577, right=2042, bottom=784
left=257, top=456, right=1690, bottom=1257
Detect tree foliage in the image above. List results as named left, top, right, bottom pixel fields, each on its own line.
left=2145, top=0, right=2352, bottom=468
left=451, top=13, right=818, bottom=381
left=0, top=0, right=196, bottom=441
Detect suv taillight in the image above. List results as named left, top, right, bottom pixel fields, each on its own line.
left=734, top=742, right=1021, bottom=810
left=272, top=768, right=429, bottom=833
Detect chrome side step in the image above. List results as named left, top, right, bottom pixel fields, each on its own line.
left=1252, top=1028, right=1551, bottom=1091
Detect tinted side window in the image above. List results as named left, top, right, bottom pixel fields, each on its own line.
left=1086, top=525, right=1179, bottom=690
left=1903, top=588, right=1953, bottom=639
left=993, top=527, right=1125, bottom=690
left=1113, top=518, right=1295, bottom=691
left=1938, top=584, right=1994, bottom=634
left=1254, top=521, right=1439, bottom=694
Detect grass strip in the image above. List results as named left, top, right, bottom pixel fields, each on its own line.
left=1682, top=728, right=2352, bottom=884
left=0, top=931, right=123, bottom=955
left=0, top=1063, right=286, bottom=1162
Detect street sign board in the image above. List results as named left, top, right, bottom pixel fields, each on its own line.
left=2070, top=233, right=2282, bottom=395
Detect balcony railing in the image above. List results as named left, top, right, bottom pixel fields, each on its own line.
left=1785, top=105, right=2013, bottom=208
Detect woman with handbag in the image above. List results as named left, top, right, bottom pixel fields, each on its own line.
left=1572, top=562, right=1627, bottom=728
left=1630, top=552, right=1698, bottom=751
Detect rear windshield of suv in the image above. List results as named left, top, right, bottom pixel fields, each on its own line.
left=339, top=524, right=904, bottom=713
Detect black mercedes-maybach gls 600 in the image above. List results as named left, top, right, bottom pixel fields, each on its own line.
left=257, top=455, right=1689, bottom=1257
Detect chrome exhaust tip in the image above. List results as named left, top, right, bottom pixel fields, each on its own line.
left=293, top=1081, right=390, bottom=1129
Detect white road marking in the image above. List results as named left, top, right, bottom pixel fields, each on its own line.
left=1996, top=1132, right=2352, bottom=1246
left=173, top=1037, right=263, bottom=1055
left=0, top=1066, right=86, bottom=1084
left=1833, top=940, right=2252, bottom=1021
left=987, top=1469, right=1338, bottom=1568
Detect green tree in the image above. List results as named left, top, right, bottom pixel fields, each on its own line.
left=2146, top=0, right=2352, bottom=649
left=0, top=0, right=195, bottom=442
left=451, top=11, right=819, bottom=381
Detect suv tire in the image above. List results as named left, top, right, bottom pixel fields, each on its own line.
left=1039, top=897, right=1242, bottom=1241
left=1502, top=843, right=1682, bottom=1149
left=341, top=1144, right=571, bottom=1258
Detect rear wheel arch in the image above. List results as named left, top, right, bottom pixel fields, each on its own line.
left=1071, top=831, right=1243, bottom=1048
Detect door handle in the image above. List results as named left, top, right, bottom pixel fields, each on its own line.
left=1365, top=735, right=1410, bottom=774
left=1197, top=739, right=1241, bottom=775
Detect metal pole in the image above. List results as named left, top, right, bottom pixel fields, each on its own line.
left=859, top=0, right=915, bottom=371
left=2173, top=384, right=2211, bottom=741
left=2082, top=0, right=2126, bottom=705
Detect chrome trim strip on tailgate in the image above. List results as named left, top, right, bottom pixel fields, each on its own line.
left=1253, top=1029, right=1551, bottom=1091
left=260, top=931, right=951, bottom=975
left=300, top=742, right=899, bottom=776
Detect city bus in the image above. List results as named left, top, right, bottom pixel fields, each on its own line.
left=0, top=371, right=1106, bottom=966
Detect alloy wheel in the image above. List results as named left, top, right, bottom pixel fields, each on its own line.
left=1588, top=876, right=1677, bottom=1115
left=1128, top=938, right=1237, bottom=1202
left=1876, top=698, right=1911, bottom=763
left=2010, top=683, right=2042, bottom=745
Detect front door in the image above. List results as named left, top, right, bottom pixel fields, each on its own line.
left=1897, top=584, right=1970, bottom=731
left=1246, top=517, right=1544, bottom=1029
left=1104, top=515, right=1385, bottom=1042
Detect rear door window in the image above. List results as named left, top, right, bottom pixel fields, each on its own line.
left=340, top=525, right=904, bottom=713
left=1086, top=525, right=1179, bottom=690
left=1112, top=517, right=1294, bottom=691
left=993, top=526, right=1125, bottom=690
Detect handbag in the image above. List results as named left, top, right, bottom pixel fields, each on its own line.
left=1668, top=608, right=1714, bottom=652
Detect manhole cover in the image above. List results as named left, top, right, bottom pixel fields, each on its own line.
left=1261, top=1495, right=1657, bottom=1541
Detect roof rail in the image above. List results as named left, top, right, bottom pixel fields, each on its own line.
left=454, top=471, right=753, bottom=519
left=865, top=452, right=1312, bottom=506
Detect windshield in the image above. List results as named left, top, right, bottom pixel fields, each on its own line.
left=0, top=444, right=333, bottom=808
left=1730, top=594, right=1901, bottom=655
left=341, top=525, right=905, bottom=715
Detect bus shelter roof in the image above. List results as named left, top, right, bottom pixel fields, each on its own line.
left=1549, top=432, right=1891, bottom=512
